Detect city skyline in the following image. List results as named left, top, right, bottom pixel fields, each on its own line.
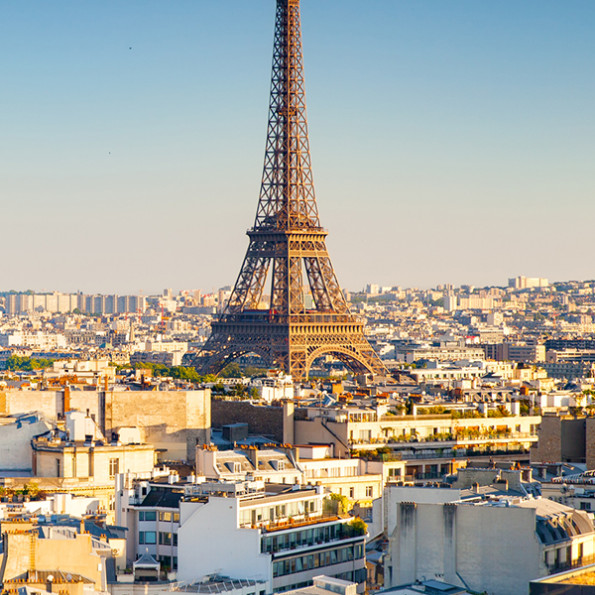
left=2, top=0, right=594, bottom=293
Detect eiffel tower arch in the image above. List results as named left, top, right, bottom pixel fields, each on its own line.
left=189, top=0, right=387, bottom=381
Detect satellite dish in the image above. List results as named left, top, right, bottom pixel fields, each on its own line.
left=66, top=574, right=72, bottom=581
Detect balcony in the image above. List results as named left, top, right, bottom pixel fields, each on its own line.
left=255, top=513, right=346, bottom=533
left=261, top=516, right=365, bottom=555
left=547, top=553, right=595, bottom=574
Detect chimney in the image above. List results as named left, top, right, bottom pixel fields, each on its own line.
left=63, top=385, right=71, bottom=414
left=246, top=446, right=259, bottom=469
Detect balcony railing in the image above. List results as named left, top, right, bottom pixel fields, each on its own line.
left=547, top=553, right=595, bottom=574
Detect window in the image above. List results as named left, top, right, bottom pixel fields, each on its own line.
left=160, top=532, right=173, bottom=545
left=173, top=513, right=180, bottom=522
left=366, top=486, right=373, bottom=498
left=160, top=511, right=172, bottom=522
left=349, top=487, right=354, bottom=499
left=160, top=555, right=171, bottom=569
left=109, top=458, right=119, bottom=478
left=139, top=511, right=156, bottom=522
left=271, top=542, right=365, bottom=577
left=56, top=459, right=61, bottom=477
left=139, top=531, right=156, bottom=544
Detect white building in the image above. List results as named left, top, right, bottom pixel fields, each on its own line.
left=177, top=481, right=367, bottom=592
left=0, top=413, right=52, bottom=474
left=384, top=494, right=595, bottom=595
left=251, top=374, right=295, bottom=403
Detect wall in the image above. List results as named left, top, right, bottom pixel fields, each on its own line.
left=532, top=416, right=587, bottom=464
left=386, top=501, right=542, bottom=595
left=1, top=531, right=104, bottom=590
left=531, top=416, right=563, bottom=463
left=211, top=399, right=284, bottom=442
left=105, top=390, right=210, bottom=461
left=294, top=419, right=350, bottom=458
left=562, top=418, right=586, bottom=462
left=0, top=415, right=52, bottom=471
left=177, top=497, right=271, bottom=583
left=0, top=390, right=101, bottom=421
left=0, top=389, right=211, bottom=463
left=585, top=419, right=595, bottom=470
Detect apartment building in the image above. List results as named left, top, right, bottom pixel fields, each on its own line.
left=117, top=478, right=366, bottom=591
left=177, top=481, right=367, bottom=593
left=483, top=342, right=546, bottom=363
left=394, top=344, right=485, bottom=364
left=294, top=403, right=541, bottom=458
left=195, top=444, right=392, bottom=507
left=384, top=497, right=595, bottom=595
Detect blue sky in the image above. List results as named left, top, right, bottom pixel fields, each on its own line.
left=1, top=1, right=594, bottom=293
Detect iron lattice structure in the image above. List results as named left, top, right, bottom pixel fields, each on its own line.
left=191, top=0, right=387, bottom=380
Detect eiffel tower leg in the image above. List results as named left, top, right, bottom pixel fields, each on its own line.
left=191, top=324, right=276, bottom=376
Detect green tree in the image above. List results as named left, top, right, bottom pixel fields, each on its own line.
left=348, top=517, right=368, bottom=535
left=329, top=493, right=350, bottom=514
left=5, top=356, right=55, bottom=371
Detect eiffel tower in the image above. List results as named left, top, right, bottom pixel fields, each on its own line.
left=191, top=0, right=387, bottom=381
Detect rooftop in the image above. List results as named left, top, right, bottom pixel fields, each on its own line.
left=172, top=576, right=267, bottom=594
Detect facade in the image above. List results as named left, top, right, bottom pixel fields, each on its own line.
left=0, top=413, right=52, bottom=474
left=131, top=350, right=185, bottom=367
left=483, top=342, right=546, bottom=363
left=293, top=403, right=541, bottom=458
left=531, top=414, right=595, bottom=469
left=196, top=445, right=303, bottom=485
left=384, top=497, right=595, bottom=595
left=177, top=481, right=366, bottom=592
left=394, top=345, right=485, bottom=364
left=0, top=388, right=211, bottom=462
left=0, top=520, right=113, bottom=592
left=31, top=410, right=156, bottom=517
left=32, top=434, right=155, bottom=484
left=509, top=276, right=549, bottom=289
left=195, top=444, right=389, bottom=508
left=117, top=478, right=367, bottom=591
left=538, top=361, right=595, bottom=380
left=120, top=479, right=184, bottom=572
left=2, top=291, right=147, bottom=316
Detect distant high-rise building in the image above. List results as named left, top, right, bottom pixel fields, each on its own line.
left=509, top=276, right=549, bottom=289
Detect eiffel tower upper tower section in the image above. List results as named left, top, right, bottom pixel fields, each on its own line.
left=254, top=0, right=321, bottom=233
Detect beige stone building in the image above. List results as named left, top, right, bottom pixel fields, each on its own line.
left=0, top=523, right=109, bottom=593
left=106, top=389, right=210, bottom=461
left=293, top=403, right=541, bottom=458
left=32, top=435, right=156, bottom=484
left=27, top=410, right=156, bottom=518
left=0, top=387, right=211, bottom=462
left=531, top=413, right=595, bottom=469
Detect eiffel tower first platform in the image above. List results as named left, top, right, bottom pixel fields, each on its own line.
left=190, top=0, right=388, bottom=381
